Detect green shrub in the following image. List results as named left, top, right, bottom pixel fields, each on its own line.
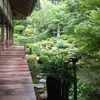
left=58, top=49, right=68, bottom=56
left=63, top=43, right=69, bottom=48
left=26, top=44, right=32, bottom=48
left=41, top=41, right=54, bottom=47
left=26, top=48, right=33, bottom=55
left=38, top=55, right=50, bottom=64
left=14, top=31, right=52, bottom=44
left=46, top=38, right=50, bottom=41
left=67, top=38, right=76, bottom=43
left=56, top=39, right=66, bottom=48
left=42, top=51, right=53, bottom=57
left=14, top=25, right=25, bottom=34
left=25, top=44, right=33, bottom=54
left=69, top=78, right=89, bottom=100
left=24, top=25, right=37, bottom=37
left=13, top=34, right=19, bottom=38
left=32, top=46, right=41, bottom=56
left=26, top=55, right=37, bottom=70
left=26, top=48, right=30, bottom=54
left=60, top=35, right=69, bottom=40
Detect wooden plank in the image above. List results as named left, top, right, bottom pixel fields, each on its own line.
left=0, top=72, right=31, bottom=78
left=0, top=77, right=32, bottom=85
left=0, top=61, right=28, bottom=65
left=0, top=58, right=26, bottom=61
left=0, top=84, right=34, bottom=90
left=0, top=65, right=28, bottom=68
left=0, top=45, right=36, bottom=100
left=0, top=96, right=36, bottom=100
left=0, top=67, right=29, bottom=72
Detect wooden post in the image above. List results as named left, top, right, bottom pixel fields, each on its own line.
left=24, top=44, right=26, bottom=59
left=10, top=26, right=13, bottom=45
left=9, top=25, right=13, bottom=46
left=6, top=22, right=9, bottom=48
left=1, top=15, right=5, bottom=50
left=70, top=57, right=78, bottom=100
left=9, top=25, right=11, bottom=46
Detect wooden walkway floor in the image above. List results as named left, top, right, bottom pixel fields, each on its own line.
left=0, top=45, right=36, bottom=100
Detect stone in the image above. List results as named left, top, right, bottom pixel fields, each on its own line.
left=33, top=84, right=44, bottom=89
left=36, top=75, right=43, bottom=78
left=39, top=73, right=45, bottom=76
left=39, top=79, right=46, bottom=83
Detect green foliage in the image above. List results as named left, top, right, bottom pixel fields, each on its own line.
left=56, top=39, right=66, bottom=48
left=60, top=35, right=69, bottom=40
left=14, top=31, right=52, bottom=44
left=69, top=79, right=89, bottom=100
left=42, top=51, right=53, bottom=57
left=32, top=46, right=41, bottom=56
left=41, top=55, right=74, bottom=100
left=13, top=1, right=100, bottom=99
left=41, top=55, right=74, bottom=80
left=58, top=49, right=68, bottom=56
left=67, top=38, right=76, bottom=43
left=13, top=34, right=19, bottom=38
left=26, top=55, right=37, bottom=70
left=40, top=41, right=54, bottom=47
left=14, top=25, right=25, bottom=34
left=63, top=43, right=69, bottom=48
left=39, top=55, right=50, bottom=63
left=87, top=79, right=100, bottom=100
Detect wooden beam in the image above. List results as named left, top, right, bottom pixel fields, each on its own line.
left=1, top=15, right=5, bottom=50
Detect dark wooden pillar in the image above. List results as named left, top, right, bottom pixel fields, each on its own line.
left=1, top=15, right=5, bottom=50
left=9, top=25, right=13, bottom=46
left=6, top=22, right=9, bottom=48
left=9, top=25, right=11, bottom=45
left=11, top=26, right=13, bottom=45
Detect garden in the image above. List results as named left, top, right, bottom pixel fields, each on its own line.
left=13, top=0, right=100, bottom=100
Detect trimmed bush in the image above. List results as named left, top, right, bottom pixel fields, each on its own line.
left=26, top=55, right=37, bottom=71
left=63, top=43, right=69, bottom=48
left=67, top=38, right=76, bottom=43
left=41, top=41, right=54, bottom=47
left=14, top=31, right=52, bottom=44
left=14, top=25, right=25, bottom=34
left=38, top=55, right=50, bottom=64
left=58, top=49, right=68, bottom=55
left=42, top=51, right=53, bottom=57
left=60, top=35, right=69, bottom=40
left=32, top=46, right=41, bottom=56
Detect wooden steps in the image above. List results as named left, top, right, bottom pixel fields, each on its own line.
left=0, top=45, right=36, bottom=100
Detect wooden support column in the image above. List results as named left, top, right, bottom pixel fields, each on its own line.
left=11, top=26, right=13, bottom=45
left=1, top=15, right=5, bottom=50
left=6, top=22, right=9, bottom=48
left=9, top=25, right=11, bottom=45
left=9, top=25, right=13, bottom=46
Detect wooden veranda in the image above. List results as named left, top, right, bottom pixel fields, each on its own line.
left=0, top=45, right=36, bottom=100
left=0, top=0, right=37, bottom=100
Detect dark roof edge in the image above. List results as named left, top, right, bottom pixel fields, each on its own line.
left=29, top=0, right=37, bottom=15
